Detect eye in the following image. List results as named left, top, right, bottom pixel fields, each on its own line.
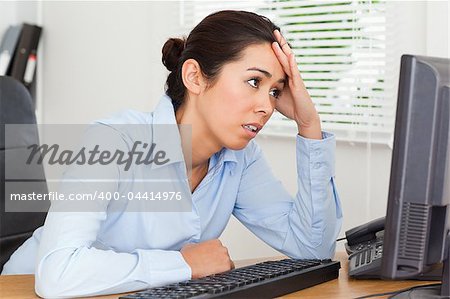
left=247, top=77, right=281, bottom=99
left=269, top=88, right=281, bottom=99
left=247, top=78, right=260, bottom=88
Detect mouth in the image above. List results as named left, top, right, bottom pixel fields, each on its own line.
left=242, top=123, right=263, bottom=136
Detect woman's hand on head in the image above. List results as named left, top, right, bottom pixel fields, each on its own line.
left=181, top=239, right=234, bottom=279
left=271, top=29, right=322, bottom=139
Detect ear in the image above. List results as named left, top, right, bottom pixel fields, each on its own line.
left=181, top=59, right=207, bottom=95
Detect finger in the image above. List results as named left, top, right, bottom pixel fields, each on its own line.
left=272, top=42, right=292, bottom=78
left=274, top=29, right=293, bottom=56
left=272, top=41, right=289, bottom=69
left=273, top=29, right=285, bottom=46
left=288, top=52, right=302, bottom=89
left=230, top=260, right=235, bottom=270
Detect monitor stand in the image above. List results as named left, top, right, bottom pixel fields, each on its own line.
left=391, top=232, right=449, bottom=298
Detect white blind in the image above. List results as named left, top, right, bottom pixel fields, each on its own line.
left=181, top=0, right=399, bottom=144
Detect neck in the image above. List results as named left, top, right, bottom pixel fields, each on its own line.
left=175, top=98, right=221, bottom=170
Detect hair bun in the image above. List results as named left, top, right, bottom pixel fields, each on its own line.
left=162, top=37, right=186, bottom=72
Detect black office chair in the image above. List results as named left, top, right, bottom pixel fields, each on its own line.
left=0, top=76, right=49, bottom=272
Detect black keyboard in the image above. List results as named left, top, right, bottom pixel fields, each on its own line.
left=120, top=258, right=340, bottom=298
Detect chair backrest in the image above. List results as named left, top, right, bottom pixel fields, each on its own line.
left=0, top=76, right=48, bottom=272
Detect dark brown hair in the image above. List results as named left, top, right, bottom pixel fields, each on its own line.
left=161, top=10, right=280, bottom=112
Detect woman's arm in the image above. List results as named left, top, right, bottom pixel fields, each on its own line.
left=271, top=29, right=322, bottom=140
left=34, top=124, right=191, bottom=298
left=232, top=135, right=343, bottom=259
left=232, top=29, right=342, bottom=258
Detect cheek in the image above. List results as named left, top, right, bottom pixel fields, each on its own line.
left=231, top=85, right=257, bottom=110
left=212, top=83, right=253, bottom=115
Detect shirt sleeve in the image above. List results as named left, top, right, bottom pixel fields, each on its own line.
left=34, top=124, right=191, bottom=298
left=232, top=131, right=343, bottom=259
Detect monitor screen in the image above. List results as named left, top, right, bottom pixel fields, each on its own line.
left=381, top=54, right=450, bottom=297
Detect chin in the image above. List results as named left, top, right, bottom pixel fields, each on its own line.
left=227, top=144, right=248, bottom=151
left=225, top=138, right=251, bottom=151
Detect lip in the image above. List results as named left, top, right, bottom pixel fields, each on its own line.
left=242, top=123, right=263, bottom=138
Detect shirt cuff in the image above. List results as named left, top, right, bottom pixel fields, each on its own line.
left=137, top=249, right=192, bottom=287
left=296, top=131, right=336, bottom=179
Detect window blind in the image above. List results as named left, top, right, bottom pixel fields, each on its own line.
left=181, top=0, right=398, bottom=144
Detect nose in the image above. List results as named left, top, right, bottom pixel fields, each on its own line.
left=254, top=94, right=274, bottom=118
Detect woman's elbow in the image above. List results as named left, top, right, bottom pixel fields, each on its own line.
left=35, top=248, right=78, bottom=298
left=35, top=267, right=65, bottom=298
left=318, top=241, right=337, bottom=260
left=303, top=233, right=338, bottom=260
left=35, top=279, right=61, bottom=298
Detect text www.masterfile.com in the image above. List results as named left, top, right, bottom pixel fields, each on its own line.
left=9, top=191, right=184, bottom=201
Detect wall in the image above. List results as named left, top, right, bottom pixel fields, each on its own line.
left=0, top=1, right=38, bottom=34
left=39, top=1, right=179, bottom=124
left=2, top=1, right=448, bottom=260
left=426, top=0, right=450, bottom=57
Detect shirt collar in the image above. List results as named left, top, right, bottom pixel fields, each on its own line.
left=212, top=146, right=238, bottom=176
left=216, top=147, right=238, bottom=164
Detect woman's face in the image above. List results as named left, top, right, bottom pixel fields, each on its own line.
left=197, top=42, right=286, bottom=150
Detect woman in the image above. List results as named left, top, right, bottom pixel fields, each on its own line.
left=2, top=10, right=343, bottom=297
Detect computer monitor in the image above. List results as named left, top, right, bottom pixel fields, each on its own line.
left=381, top=54, right=450, bottom=297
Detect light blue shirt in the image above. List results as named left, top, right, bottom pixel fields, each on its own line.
left=2, top=94, right=343, bottom=298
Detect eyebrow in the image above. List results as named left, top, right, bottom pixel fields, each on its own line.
left=247, top=67, right=287, bottom=85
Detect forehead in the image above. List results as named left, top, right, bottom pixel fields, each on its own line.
left=224, top=43, right=285, bottom=80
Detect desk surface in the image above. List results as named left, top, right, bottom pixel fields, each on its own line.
left=0, top=252, right=436, bottom=299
